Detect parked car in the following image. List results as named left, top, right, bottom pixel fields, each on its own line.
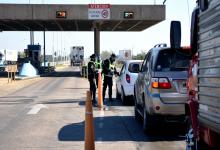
left=116, top=60, right=142, bottom=104
left=134, top=44, right=191, bottom=133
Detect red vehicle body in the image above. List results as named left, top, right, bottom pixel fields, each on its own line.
left=185, top=0, right=220, bottom=149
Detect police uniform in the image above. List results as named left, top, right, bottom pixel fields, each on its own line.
left=87, top=54, right=97, bottom=104
left=102, top=54, right=118, bottom=102
left=95, top=57, right=102, bottom=87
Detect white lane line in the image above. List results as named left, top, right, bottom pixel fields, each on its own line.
left=96, top=137, right=103, bottom=144
left=99, top=110, right=105, bottom=117
left=27, top=104, right=48, bottom=115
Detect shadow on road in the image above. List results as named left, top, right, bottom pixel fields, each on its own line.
left=41, top=99, right=84, bottom=105
left=41, top=70, right=81, bottom=78
left=78, top=98, right=130, bottom=107
left=58, top=115, right=185, bottom=142
left=0, top=72, right=8, bottom=77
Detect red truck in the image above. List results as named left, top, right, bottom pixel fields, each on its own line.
left=185, top=0, right=220, bottom=149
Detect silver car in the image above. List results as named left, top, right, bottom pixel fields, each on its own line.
left=134, top=45, right=190, bottom=133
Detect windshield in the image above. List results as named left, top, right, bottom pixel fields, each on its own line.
left=155, top=48, right=190, bottom=72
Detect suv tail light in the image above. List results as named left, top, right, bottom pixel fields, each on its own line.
left=126, top=74, right=131, bottom=83
left=151, top=78, right=171, bottom=89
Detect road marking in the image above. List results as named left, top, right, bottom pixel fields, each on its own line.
left=27, top=104, right=48, bottom=115
left=99, top=110, right=105, bottom=117
left=96, top=137, right=103, bottom=144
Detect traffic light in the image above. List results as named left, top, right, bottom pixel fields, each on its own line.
left=124, top=11, right=134, bottom=19
left=56, top=11, right=67, bottom=18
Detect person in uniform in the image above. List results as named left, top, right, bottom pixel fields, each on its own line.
left=95, top=56, right=102, bottom=88
left=102, top=53, right=119, bottom=102
left=87, top=54, right=97, bottom=105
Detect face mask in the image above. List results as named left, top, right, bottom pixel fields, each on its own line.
left=111, top=57, right=115, bottom=62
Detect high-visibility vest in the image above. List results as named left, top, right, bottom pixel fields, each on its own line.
left=109, top=59, right=115, bottom=71
left=104, top=59, right=115, bottom=77
left=95, top=60, right=102, bottom=70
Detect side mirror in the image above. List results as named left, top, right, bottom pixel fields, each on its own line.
left=170, top=21, right=181, bottom=49
left=199, top=0, right=208, bottom=12
left=190, top=7, right=199, bottom=56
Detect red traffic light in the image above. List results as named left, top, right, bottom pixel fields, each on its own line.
left=56, top=11, right=67, bottom=18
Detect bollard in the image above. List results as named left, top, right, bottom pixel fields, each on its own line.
left=97, top=69, right=103, bottom=109
left=84, top=91, right=95, bottom=150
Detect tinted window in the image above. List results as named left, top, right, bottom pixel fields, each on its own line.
left=128, top=62, right=141, bottom=73
left=155, top=49, right=190, bottom=71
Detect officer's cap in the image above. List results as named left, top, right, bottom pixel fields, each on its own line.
left=90, top=54, right=96, bottom=59
left=111, top=53, right=116, bottom=58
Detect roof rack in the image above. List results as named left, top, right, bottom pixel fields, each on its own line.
left=153, top=43, right=167, bottom=48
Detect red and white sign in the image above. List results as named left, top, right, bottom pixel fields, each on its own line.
left=88, top=4, right=111, bottom=20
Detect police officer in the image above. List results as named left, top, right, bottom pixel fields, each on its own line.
left=102, top=53, right=119, bottom=102
left=95, top=56, right=102, bottom=87
left=87, top=54, right=97, bottom=105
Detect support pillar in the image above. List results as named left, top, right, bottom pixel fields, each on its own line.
left=94, top=24, right=100, bottom=56
left=43, top=29, right=46, bottom=68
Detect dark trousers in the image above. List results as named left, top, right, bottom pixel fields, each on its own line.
left=102, top=75, right=113, bottom=101
left=95, top=73, right=98, bottom=88
left=89, top=78, right=96, bottom=103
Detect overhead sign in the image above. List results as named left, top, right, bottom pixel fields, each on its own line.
left=88, top=4, right=111, bottom=20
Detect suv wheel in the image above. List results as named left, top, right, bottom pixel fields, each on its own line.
left=143, top=103, right=153, bottom=134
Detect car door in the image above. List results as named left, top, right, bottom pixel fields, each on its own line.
left=143, top=52, right=152, bottom=109
left=136, top=56, right=148, bottom=106
left=139, top=52, right=151, bottom=107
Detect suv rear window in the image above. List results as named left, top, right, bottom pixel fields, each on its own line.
left=128, top=62, right=141, bottom=73
left=155, top=48, right=190, bottom=71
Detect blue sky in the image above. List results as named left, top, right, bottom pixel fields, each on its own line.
left=0, top=0, right=196, bottom=58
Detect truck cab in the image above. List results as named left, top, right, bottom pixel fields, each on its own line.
left=185, top=0, right=220, bottom=149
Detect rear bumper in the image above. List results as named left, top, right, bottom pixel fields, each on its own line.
left=146, top=94, right=186, bottom=115
left=123, top=85, right=134, bottom=96
left=150, top=114, right=187, bottom=124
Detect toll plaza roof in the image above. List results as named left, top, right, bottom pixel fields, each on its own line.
left=0, top=4, right=165, bottom=31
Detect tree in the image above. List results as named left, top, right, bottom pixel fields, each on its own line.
left=100, top=50, right=113, bottom=60
left=132, top=51, right=146, bottom=60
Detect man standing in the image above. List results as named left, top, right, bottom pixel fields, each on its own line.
left=95, top=56, right=102, bottom=88
left=102, top=54, right=119, bottom=102
left=87, top=54, right=97, bottom=106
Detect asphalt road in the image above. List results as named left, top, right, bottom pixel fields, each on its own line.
left=0, top=67, right=185, bottom=150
